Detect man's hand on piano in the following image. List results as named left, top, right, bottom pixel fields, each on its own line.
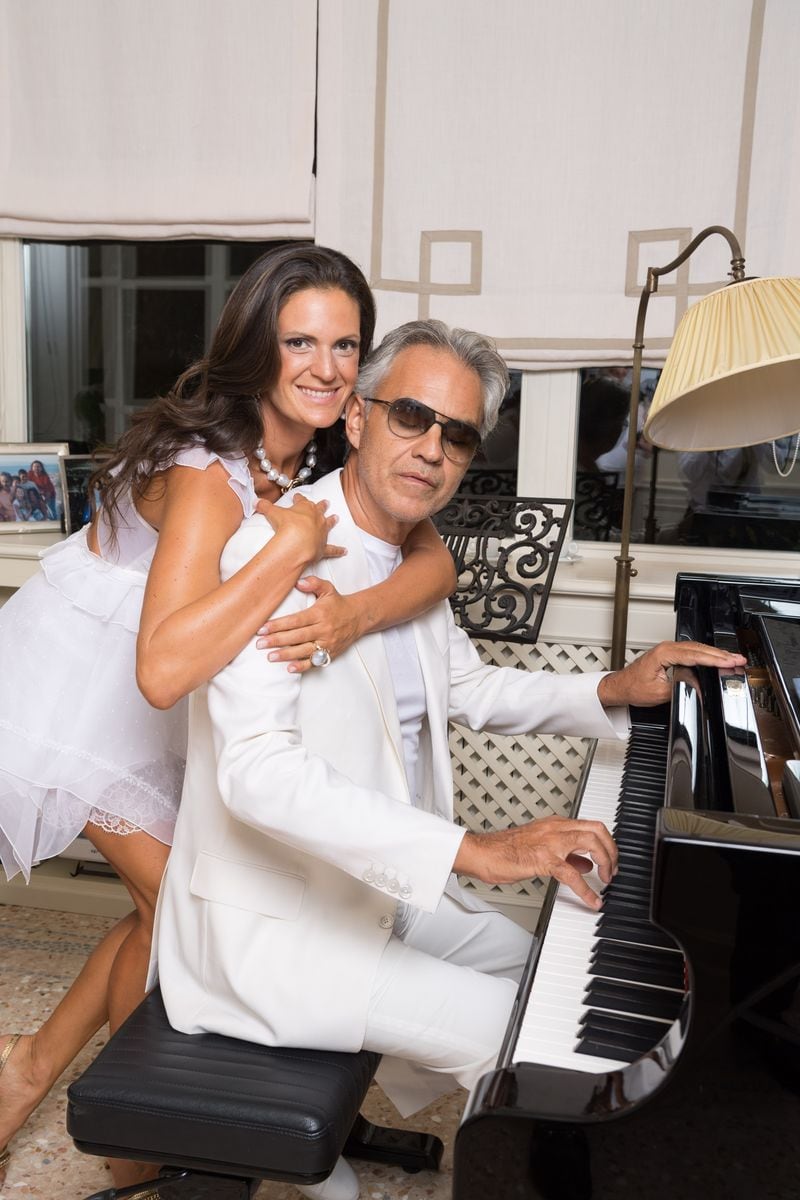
left=597, top=640, right=747, bottom=707
left=453, top=815, right=618, bottom=910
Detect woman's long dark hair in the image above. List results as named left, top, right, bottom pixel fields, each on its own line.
left=96, top=243, right=376, bottom=530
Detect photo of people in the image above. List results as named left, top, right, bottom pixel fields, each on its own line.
left=0, top=445, right=68, bottom=530
left=63, top=454, right=109, bottom=534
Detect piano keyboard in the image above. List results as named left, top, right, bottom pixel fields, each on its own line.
left=514, top=723, right=684, bottom=1074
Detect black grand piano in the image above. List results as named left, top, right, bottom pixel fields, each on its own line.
left=454, top=573, right=800, bottom=1200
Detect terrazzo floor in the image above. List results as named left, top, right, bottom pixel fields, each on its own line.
left=0, top=903, right=460, bottom=1200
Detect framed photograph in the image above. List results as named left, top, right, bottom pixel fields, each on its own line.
left=0, top=443, right=68, bottom=532
left=64, top=453, right=111, bottom=535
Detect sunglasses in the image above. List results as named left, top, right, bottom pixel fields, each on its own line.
left=365, top=397, right=482, bottom=464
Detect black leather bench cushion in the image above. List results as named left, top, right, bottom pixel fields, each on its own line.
left=67, top=989, right=379, bottom=1182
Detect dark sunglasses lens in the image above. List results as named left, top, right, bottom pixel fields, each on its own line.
left=443, top=422, right=480, bottom=457
left=389, top=398, right=432, bottom=435
left=386, top=397, right=480, bottom=462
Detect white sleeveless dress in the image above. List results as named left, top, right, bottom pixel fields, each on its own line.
left=0, top=445, right=257, bottom=882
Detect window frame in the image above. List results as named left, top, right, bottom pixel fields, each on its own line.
left=3, top=237, right=798, bottom=584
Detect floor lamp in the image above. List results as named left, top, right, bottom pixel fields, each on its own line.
left=610, top=226, right=800, bottom=669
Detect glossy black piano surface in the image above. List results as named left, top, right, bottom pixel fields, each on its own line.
left=454, top=574, right=800, bottom=1200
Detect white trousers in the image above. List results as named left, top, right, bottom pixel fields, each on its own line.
left=364, top=889, right=534, bottom=1116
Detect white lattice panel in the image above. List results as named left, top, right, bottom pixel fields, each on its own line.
left=453, top=637, right=644, bottom=908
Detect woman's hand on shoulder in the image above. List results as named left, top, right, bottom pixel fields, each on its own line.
left=256, top=494, right=345, bottom=566
left=255, top=576, right=363, bottom=674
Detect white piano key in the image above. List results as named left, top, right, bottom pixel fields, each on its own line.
left=512, top=735, right=682, bottom=1075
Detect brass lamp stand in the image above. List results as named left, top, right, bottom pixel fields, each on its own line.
left=610, top=225, right=747, bottom=669
left=610, top=229, right=800, bottom=670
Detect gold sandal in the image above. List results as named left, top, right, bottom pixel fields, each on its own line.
left=0, top=1034, right=22, bottom=1175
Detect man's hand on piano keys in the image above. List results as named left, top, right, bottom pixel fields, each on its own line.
left=597, top=640, right=747, bottom=707
left=453, top=815, right=618, bottom=910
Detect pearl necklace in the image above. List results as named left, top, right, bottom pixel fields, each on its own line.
left=772, top=434, right=799, bottom=478
left=253, top=439, right=317, bottom=493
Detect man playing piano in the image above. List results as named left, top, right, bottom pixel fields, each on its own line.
left=153, top=320, right=744, bottom=1200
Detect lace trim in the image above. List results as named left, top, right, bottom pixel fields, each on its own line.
left=87, top=809, right=140, bottom=836
left=0, top=717, right=178, bottom=808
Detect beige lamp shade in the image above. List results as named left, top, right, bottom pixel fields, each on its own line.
left=644, top=276, right=800, bottom=451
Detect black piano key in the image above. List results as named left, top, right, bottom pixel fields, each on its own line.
left=607, top=872, right=652, bottom=891
left=580, top=1009, right=669, bottom=1041
left=575, top=1036, right=639, bottom=1064
left=603, top=880, right=650, bottom=900
left=589, top=957, right=684, bottom=989
left=592, top=937, right=677, bottom=962
left=615, top=848, right=653, bottom=863
left=602, top=896, right=652, bottom=918
left=592, top=944, right=685, bottom=982
left=578, top=1026, right=662, bottom=1058
left=612, top=855, right=652, bottom=871
left=612, top=846, right=654, bottom=862
left=621, top=773, right=660, bottom=787
left=591, top=942, right=684, bottom=974
left=615, top=801, right=658, bottom=816
left=593, top=936, right=683, bottom=965
left=584, top=978, right=684, bottom=1021
left=615, top=829, right=656, bottom=843
left=596, top=915, right=678, bottom=951
left=579, top=1013, right=669, bottom=1056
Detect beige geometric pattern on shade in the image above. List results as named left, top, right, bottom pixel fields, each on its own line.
left=454, top=637, right=645, bottom=907
left=368, top=4, right=486, bottom=320
left=367, top=0, right=767, bottom=357
left=625, top=227, right=738, bottom=337
left=417, top=231, right=483, bottom=319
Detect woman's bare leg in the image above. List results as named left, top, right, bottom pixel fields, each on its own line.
left=0, top=908, right=138, bottom=1197
left=0, top=823, right=169, bottom=1190
left=0, top=915, right=135, bottom=1164
left=79, top=823, right=170, bottom=1188
left=84, top=826, right=168, bottom=1031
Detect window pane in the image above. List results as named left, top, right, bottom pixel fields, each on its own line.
left=457, top=370, right=520, bottom=497
left=86, top=243, right=103, bottom=278
left=574, top=367, right=800, bottom=551
left=228, top=239, right=304, bottom=278
left=25, top=238, right=291, bottom=449
left=133, top=242, right=207, bottom=278
left=131, top=289, right=206, bottom=403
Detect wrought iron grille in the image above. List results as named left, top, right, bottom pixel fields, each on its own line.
left=433, top=495, right=573, bottom=644
left=574, top=470, right=623, bottom=541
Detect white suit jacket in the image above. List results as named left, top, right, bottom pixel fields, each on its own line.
left=154, top=469, right=625, bottom=1053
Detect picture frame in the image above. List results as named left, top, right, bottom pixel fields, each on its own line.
left=0, top=442, right=69, bottom=532
left=63, top=453, right=111, bottom=535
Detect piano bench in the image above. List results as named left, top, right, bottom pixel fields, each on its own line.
left=66, top=989, right=443, bottom=1200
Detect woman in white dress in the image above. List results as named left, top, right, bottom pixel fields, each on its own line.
left=0, top=244, right=456, bottom=1187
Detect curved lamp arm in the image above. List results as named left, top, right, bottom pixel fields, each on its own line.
left=610, top=225, right=746, bottom=670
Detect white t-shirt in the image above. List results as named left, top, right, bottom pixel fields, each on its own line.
left=358, top=527, right=427, bottom=805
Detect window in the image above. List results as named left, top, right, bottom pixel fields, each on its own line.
left=25, top=240, right=302, bottom=449
left=456, top=371, right=521, bottom=497
left=573, top=368, right=800, bottom=553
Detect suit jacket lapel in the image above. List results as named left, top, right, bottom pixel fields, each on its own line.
left=411, top=605, right=455, bottom=820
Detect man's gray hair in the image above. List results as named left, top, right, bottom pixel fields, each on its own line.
left=355, top=319, right=510, bottom=439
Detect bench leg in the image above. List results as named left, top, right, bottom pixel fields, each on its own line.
left=344, top=1113, right=444, bottom=1174
left=84, top=1167, right=258, bottom=1200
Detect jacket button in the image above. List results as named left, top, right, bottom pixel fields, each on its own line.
left=379, top=914, right=393, bottom=929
